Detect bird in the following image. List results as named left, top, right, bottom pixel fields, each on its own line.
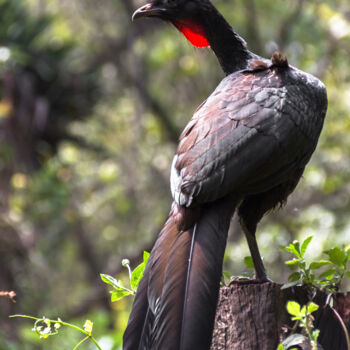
left=124, top=1, right=328, bottom=349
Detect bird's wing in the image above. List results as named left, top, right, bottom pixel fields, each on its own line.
left=171, top=66, right=327, bottom=207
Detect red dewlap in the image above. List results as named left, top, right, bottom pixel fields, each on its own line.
left=172, top=20, right=209, bottom=47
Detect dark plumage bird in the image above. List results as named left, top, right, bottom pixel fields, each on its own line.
left=125, top=1, right=328, bottom=349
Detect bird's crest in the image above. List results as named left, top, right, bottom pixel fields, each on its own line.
left=271, top=51, right=289, bottom=68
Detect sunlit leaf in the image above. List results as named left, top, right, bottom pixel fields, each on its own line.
left=130, top=263, right=146, bottom=291
left=307, top=302, right=319, bottom=314
left=100, top=274, right=120, bottom=289
left=110, top=289, right=131, bottom=302
left=286, top=301, right=301, bottom=316
left=300, top=236, right=313, bottom=257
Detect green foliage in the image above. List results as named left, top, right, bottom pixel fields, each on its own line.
left=280, top=236, right=350, bottom=291
left=279, top=301, right=320, bottom=350
left=101, top=251, right=150, bottom=301
left=222, top=256, right=255, bottom=284
left=10, top=315, right=102, bottom=350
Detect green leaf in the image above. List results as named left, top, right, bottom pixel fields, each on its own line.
left=307, top=302, right=319, bottom=314
left=143, top=251, right=150, bottom=264
left=319, top=268, right=338, bottom=279
left=300, top=305, right=306, bottom=316
left=277, top=344, right=284, bottom=350
left=244, top=256, right=254, bottom=269
left=285, top=259, right=300, bottom=268
left=286, top=301, right=301, bottom=316
left=110, top=289, right=131, bottom=301
left=130, top=262, right=146, bottom=291
left=301, top=236, right=313, bottom=257
left=309, top=260, right=332, bottom=270
left=129, top=251, right=150, bottom=291
left=288, top=272, right=301, bottom=282
left=312, top=329, right=320, bottom=341
left=100, top=274, right=120, bottom=288
left=285, top=243, right=302, bottom=259
left=346, top=271, right=350, bottom=277
left=327, top=247, right=346, bottom=268
left=223, top=271, right=231, bottom=280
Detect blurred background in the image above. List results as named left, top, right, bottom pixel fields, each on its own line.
left=1, top=0, right=350, bottom=348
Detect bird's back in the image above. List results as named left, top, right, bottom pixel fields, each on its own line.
left=171, top=59, right=328, bottom=207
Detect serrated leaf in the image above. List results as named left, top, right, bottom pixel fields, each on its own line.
left=307, top=302, right=319, bottom=314
left=288, top=272, right=301, bottom=282
left=100, top=273, right=120, bottom=288
left=130, top=262, right=146, bottom=290
left=327, top=247, right=346, bottom=268
left=110, top=289, right=131, bottom=301
left=300, top=236, right=313, bottom=257
left=281, top=280, right=300, bottom=289
left=286, top=301, right=301, bottom=316
left=244, top=256, right=254, bottom=269
left=309, top=260, right=332, bottom=270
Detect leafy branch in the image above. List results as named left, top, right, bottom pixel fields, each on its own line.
left=278, top=301, right=320, bottom=350
left=280, top=236, right=350, bottom=291
left=101, top=251, right=149, bottom=301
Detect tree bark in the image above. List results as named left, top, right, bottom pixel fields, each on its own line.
left=211, top=282, right=350, bottom=350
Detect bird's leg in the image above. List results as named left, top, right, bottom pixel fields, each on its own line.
left=240, top=220, right=269, bottom=282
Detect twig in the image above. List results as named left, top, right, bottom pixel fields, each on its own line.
left=0, top=291, right=16, bottom=303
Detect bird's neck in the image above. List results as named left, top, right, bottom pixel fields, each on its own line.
left=200, top=8, right=255, bottom=75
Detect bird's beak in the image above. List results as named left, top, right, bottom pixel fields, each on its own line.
left=132, top=3, right=167, bottom=21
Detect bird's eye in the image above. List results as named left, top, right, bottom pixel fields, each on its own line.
left=168, top=0, right=178, bottom=7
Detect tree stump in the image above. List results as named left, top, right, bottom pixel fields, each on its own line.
left=211, top=282, right=350, bottom=350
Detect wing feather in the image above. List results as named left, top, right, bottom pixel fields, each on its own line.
left=171, top=67, right=327, bottom=207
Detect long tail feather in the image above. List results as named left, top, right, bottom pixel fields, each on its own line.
left=123, top=207, right=180, bottom=350
left=148, top=204, right=180, bottom=311
left=124, top=196, right=237, bottom=350
left=179, top=197, right=236, bottom=349
left=153, top=196, right=237, bottom=350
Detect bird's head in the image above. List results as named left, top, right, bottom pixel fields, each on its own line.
left=132, top=0, right=211, bottom=47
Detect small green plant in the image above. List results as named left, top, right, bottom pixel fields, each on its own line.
left=288, top=301, right=320, bottom=348
left=101, top=251, right=149, bottom=301
left=280, top=236, right=350, bottom=291
left=9, top=315, right=101, bottom=350
left=9, top=253, right=150, bottom=349
left=278, top=301, right=319, bottom=350
left=222, top=256, right=255, bottom=285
